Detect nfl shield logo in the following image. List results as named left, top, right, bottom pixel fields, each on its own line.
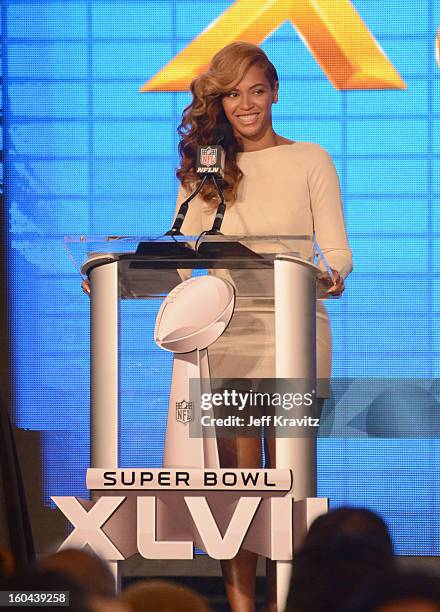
left=176, top=400, right=193, bottom=424
left=200, top=147, right=217, bottom=167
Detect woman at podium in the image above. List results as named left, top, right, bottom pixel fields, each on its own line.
left=174, top=42, right=353, bottom=612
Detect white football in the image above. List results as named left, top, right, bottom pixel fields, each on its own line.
left=154, top=276, right=235, bottom=353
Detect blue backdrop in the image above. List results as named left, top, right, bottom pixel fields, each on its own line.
left=3, top=0, right=440, bottom=554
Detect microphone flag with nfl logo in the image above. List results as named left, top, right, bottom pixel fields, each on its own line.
left=196, top=144, right=225, bottom=177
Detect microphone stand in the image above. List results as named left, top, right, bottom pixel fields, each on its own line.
left=166, top=175, right=209, bottom=236
left=206, top=174, right=226, bottom=235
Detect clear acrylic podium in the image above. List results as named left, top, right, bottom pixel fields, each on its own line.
left=64, top=234, right=328, bottom=609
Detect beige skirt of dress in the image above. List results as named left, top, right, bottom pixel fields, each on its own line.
left=207, top=299, right=331, bottom=398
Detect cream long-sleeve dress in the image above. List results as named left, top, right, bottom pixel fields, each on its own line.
left=176, top=142, right=353, bottom=396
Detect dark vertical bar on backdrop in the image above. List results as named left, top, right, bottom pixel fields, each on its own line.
left=0, top=3, right=35, bottom=565
left=0, top=0, right=8, bottom=404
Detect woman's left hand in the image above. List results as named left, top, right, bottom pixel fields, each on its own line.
left=317, top=269, right=345, bottom=297
left=81, top=279, right=91, bottom=296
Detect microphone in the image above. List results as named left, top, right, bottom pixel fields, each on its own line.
left=196, top=123, right=232, bottom=178
left=166, top=124, right=233, bottom=236
left=203, top=124, right=232, bottom=234
left=212, top=122, right=234, bottom=147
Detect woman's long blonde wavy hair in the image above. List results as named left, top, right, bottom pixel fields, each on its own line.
left=176, top=42, right=278, bottom=205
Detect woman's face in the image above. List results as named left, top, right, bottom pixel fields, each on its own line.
left=221, top=64, right=278, bottom=149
